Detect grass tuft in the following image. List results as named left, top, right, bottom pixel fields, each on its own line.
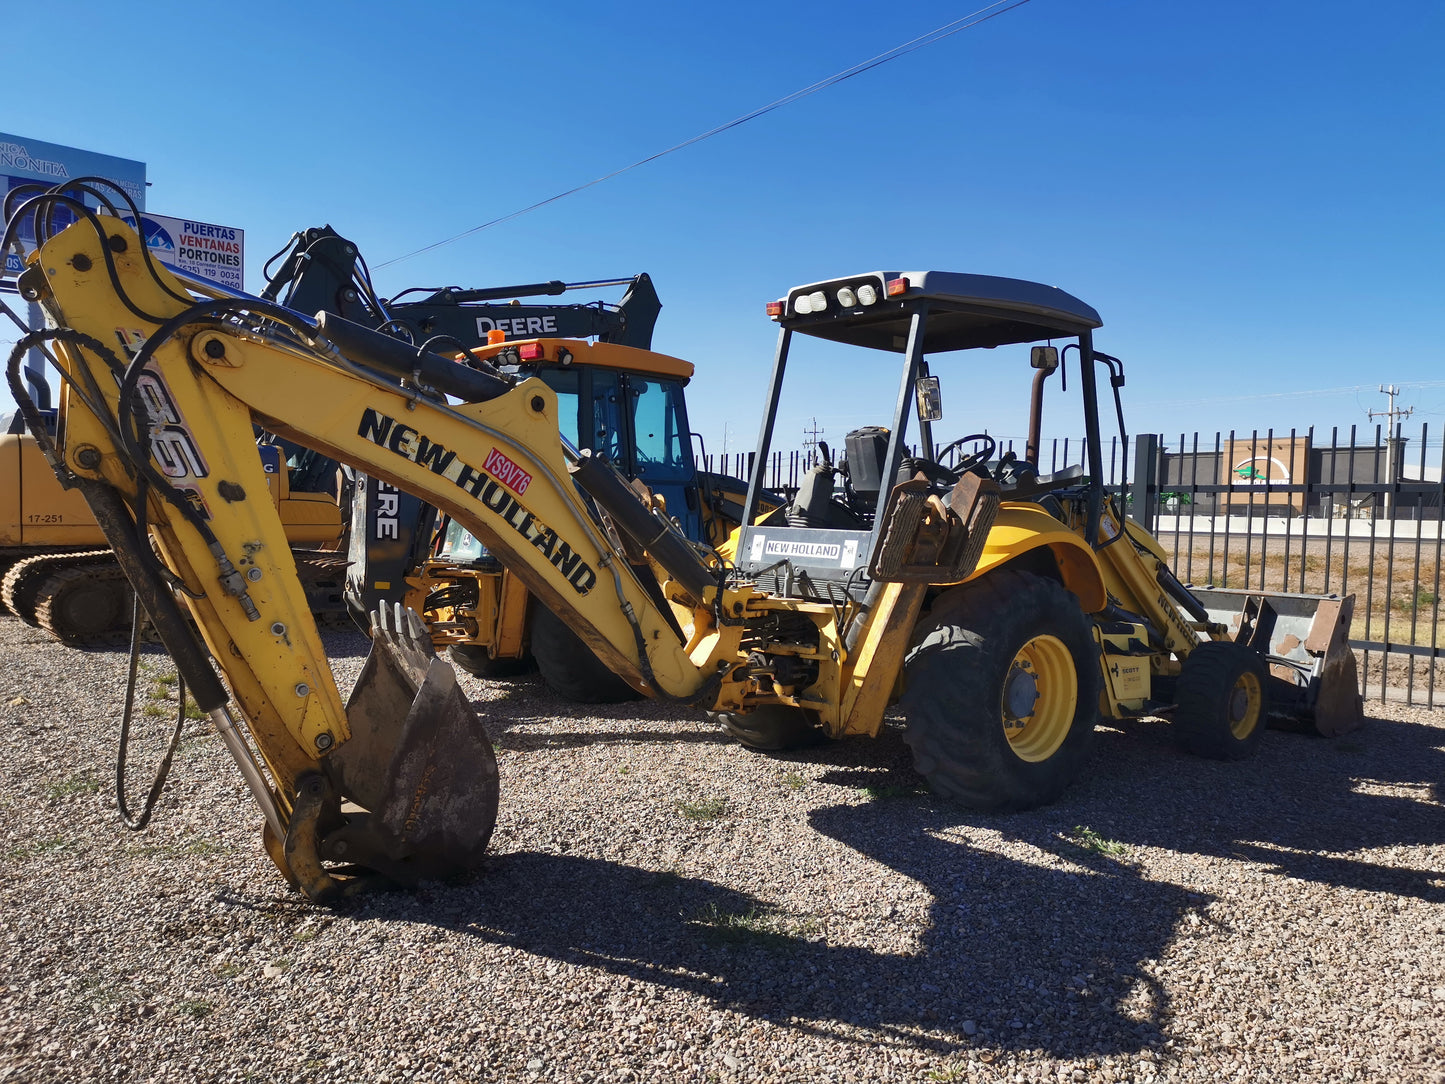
left=926, top=1066, right=969, bottom=1082
left=1066, top=825, right=1130, bottom=859
left=45, top=774, right=101, bottom=799
left=860, top=782, right=926, bottom=800
left=689, top=901, right=816, bottom=947
left=675, top=797, right=727, bottom=821
left=1392, top=585, right=1438, bottom=614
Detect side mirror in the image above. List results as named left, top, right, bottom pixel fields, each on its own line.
left=1030, top=345, right=1059, bottom=372
left=916, top=375, right=943, bottom=422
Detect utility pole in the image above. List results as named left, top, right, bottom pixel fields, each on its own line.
left=1368, top=384, right=1413, bottom=517
left=802, top=418, right=824, bottom=468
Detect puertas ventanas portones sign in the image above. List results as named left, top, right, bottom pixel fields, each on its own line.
left=2, top=133, right=245, bottom=291
left=121, top=212, right=245, bottom=292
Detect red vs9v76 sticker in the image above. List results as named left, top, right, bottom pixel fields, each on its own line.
left=484, top=447, right=532, bottom=495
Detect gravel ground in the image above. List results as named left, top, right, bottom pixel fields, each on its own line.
left=0, top=614, right=1442, bottom=1083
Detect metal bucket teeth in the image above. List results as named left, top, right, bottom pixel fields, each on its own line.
left=323, top=603, right=499, bottom=884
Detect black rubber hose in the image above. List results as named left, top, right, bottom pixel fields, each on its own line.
left=81, top=478, right=229, bottom=712
left=115, top=593, right=187, bottom=831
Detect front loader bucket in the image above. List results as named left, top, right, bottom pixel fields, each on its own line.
left=1191, top=588, right=1364, bottom=737
left=323, top=603, right=499, bottom=885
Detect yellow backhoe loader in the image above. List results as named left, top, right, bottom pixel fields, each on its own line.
left=5, top=183, right=1361, bottom=901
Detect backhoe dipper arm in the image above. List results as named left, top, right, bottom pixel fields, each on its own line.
left=22, top=216, right=735, bottom=899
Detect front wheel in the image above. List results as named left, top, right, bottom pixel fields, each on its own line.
left=447, top=643, right=535, bottom=680
left=1173, top=640, right=1269, bottom=760
left=711, top=705, right=825, bottom=752
left=530, top=601, right=642, bottom=704
left=902, top=570, right=1100, bottom=811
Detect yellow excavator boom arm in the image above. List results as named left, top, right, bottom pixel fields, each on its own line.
left=23, top=216, right=737, bottom=897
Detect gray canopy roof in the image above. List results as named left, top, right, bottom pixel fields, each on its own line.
left=777, top=271, right=1102, bottom=353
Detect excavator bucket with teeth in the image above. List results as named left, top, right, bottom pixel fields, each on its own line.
left=320, top=604, right=499, bottom=887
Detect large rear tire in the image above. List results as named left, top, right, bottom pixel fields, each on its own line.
left=1173, top=640, right=1269, bottom=760
left=902, top=569, right=1099, bottom=811
left=712, top=705, right=825, bottom=752
left=530, top=601, right=642, bottom=704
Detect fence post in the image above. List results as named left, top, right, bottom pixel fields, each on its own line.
left=1130, top=433, right=1160, bottom=532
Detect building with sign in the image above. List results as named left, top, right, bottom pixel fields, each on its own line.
left=2, top=133, right=147, bottom=278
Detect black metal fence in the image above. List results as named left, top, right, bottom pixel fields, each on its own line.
left=706, top=424, right=1441, bottom=708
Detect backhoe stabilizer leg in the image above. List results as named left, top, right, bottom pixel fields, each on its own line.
left=1280, top=593, right=1364, bottom=737
left=322, top=604, right=500, bottom=886
left=1301, top=635, right=1365, bottom=737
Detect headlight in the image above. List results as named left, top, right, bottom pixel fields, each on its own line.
left=857, top=284, right=878, bottom=306
left=836, top=286, right=857, bottom=308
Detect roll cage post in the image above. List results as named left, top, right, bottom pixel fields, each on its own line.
left=872, top=308, right=929, bottom=528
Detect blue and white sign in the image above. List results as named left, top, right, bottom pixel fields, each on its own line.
left=2, top=133, right=146, bottom=282
left=1, top=133, right=145, bottom=206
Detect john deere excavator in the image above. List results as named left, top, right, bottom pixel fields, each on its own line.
left=5, top=181, right=1361, bottom=901
left=258, top=225, right=765, bottom=698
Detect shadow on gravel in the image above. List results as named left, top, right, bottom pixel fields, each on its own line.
left=1056, top=713, right=1445, bottom=903
left=335, top=668, right=1443, bottom=1059
left=353, top=810, right=1197, bottom=1060
left=860, top=712, right=1418, bottom=890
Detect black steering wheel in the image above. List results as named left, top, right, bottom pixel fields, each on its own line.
left=934, top=433, right=997, bottom=477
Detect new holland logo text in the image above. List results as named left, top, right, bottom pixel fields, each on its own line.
left=764, top=540, right=842, bottom=560
left=358, top=409, right=595, bottom=594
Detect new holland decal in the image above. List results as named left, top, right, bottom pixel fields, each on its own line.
left=358, top=408, right=595, bottom=594
left=747, top=534, right=860, bottom=569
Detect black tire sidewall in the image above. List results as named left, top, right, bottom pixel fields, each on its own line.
left=529, top=601, right=642, bottom=704
left=902, top=570, right=1100, bottom=810
left=447, top=643, right=535, bottom=679
left=711, top=706, right=824, bottom=752
left=1174, top=640, right=1270, bottom=760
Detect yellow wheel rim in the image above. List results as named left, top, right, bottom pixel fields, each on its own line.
left=1001, top=634, right=1078, bottom=762
left=1228, top=669, right=1264, bottom=740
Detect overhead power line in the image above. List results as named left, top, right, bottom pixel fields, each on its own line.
left=375, top=0, right=1034, bottom=270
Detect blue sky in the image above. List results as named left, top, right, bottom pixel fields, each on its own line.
left=3, top=0, right=1442, bottom=458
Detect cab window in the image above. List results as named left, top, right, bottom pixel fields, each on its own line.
left=539, top=369, right=580, bottom=449
left=628, top=376, right=691, bottom=481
